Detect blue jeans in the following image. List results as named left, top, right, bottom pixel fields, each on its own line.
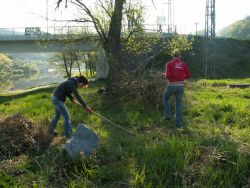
left=163, top=85, right=184, bottom=126
left=50, top=95, right=72, bottom=137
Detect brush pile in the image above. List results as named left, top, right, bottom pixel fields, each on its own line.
left=0, top=114, right=51, bottom=157
left=111, top=71, right=166, bottom=108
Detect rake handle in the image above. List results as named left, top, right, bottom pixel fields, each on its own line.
left=91, top=111, right=135, bottom=136
left=74, top=101, right=135, bottom=136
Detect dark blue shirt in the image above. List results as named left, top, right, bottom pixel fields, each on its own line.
left=53, top=78, right=87, bottom=107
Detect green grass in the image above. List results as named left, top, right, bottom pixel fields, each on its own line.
left=0, top=79, right=250, bottom=187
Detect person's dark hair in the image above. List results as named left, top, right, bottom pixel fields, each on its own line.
left=76, top=75, right=88, bottom=85
left=173, top=51, right=180, bottom=58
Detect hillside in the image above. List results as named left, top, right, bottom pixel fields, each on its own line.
left=151, top=36, right=250, bottom=79
left=188, top=37, right=250, bottom=78
left=218, top=16, right=250, bottom=40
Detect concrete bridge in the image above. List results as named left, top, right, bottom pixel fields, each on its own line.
left=0, top=24, right=165, bottom=53
left=0, top=25, right=166, bottom=79
left=0, top=26, right=99, bottom=53
left=0, top=35, right=98, bottom=53
left=0, top=26, right=109, bottom=79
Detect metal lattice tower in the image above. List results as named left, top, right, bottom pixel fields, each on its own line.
left=204, top=0, right=216, bottom=77
left=167, top=0, right=172, bottom=33
left=164, top=0, right=175, bottom=33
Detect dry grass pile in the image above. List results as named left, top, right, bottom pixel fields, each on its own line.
left=0, top=114, right=52, bottom=157
left=112, top=71, right=166, bottom=107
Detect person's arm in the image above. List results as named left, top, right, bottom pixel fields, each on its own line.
left=70, top=84, right=87, bottom=108
left=67, top=94, right=74, bottom=101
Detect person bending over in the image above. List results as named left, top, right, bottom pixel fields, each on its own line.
left=49, top=75, right=92, bottom=138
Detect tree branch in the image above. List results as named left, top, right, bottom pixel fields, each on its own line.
left=97, top=0, right=112, bottom=19
left=57, top=0, right=68, bottom=8
left=151, top=0, right=157, bottom=10
left=121, top=28, right=144, bottom=43
left=53, top=18, right=93, bottom=23
left=72, top=0, right=108, bottom=41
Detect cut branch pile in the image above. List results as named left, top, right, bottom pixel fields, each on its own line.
left=111, top=71, right=166, bottom=108
left=0, top=114, right=52, bottom=158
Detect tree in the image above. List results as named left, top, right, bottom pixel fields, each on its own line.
left=49, top=51, right=97, bottom=78
left=165, top=34, right=194, bottom=56
left=57, top=0, right=126, bottom=81
left=218, top=16, right=250, bottom=40
left=0, top=53, right=13, bottom=81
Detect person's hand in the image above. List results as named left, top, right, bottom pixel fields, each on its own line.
left=159, top=72, right=166, bottom=80
left=85, top=106, right=93, bottom=114
left=71, top=98, right=77, bottom=104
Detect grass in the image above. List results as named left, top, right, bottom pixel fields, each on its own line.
left=0, top=78, right=250, bottom=187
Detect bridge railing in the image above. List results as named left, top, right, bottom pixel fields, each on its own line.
left=0, top=24, right=171, bottom=38
left=0, top=25, right=97, bottom=37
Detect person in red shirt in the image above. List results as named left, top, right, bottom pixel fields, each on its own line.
left=163, top=51, right=191, bottom=127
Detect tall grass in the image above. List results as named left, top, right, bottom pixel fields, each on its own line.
left=0, top=79, right=250, bottom=187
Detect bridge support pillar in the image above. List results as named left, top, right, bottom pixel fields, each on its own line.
left=95, top=48, right=109, bottom=79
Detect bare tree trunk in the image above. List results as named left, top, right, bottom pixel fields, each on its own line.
left=73, top=52, right=81, bottom=75
left=86, top=52, right=93, bottom=76
left=89, top=53, right=95, bottom=76
left=63, top=53, right=70, bottom=78
left=105, top=0, right=125, bottom=81
left=69, top=52, right=74, bottom=76
left=83, top=53, right=88, bottom=77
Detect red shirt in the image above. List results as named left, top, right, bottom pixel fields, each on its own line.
left=165, top=58, right=191, bottom=83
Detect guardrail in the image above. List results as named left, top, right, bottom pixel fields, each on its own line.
left=0, top=24, right=172, bottom=37
left=0, top=26, right=97, bottom=37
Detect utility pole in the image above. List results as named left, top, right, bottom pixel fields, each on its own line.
left=167, top=0, right=172, bottom=33
left=164, top=0, right=175, bottom=34
left=204, top=0, right=216, bottom=78
left=46, top=0, right=49, bottom=35
left=194, top=22, right=199, bottom=35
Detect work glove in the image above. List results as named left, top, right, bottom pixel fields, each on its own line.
left=85, top=106, right=93, bottom=114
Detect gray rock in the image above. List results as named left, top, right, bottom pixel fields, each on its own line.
left=64, top=124, right=100, bottom=158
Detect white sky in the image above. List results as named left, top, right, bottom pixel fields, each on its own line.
left=0, top=0, right=249, bottom=34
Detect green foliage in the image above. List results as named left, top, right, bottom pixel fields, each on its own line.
left=0, top=54, right=13, bottom=80
left=154, top=36, right=250, bottom=78
left=123, top=0, right=145, bottom=31
left=0, top=53, right=12, bottom=66
left=0, top=53, right=39, bottom=93
left=164, top=34, right=194, bottom=56
left=48, top=51, right=97, bottom=78
left=121, top=33, right=194, bottom=72
left=134, top=137, right=199, bottom=187
left=219, top=16, right=250, bottom=40
left=123, top=33, right=161, bottom=57
left=0, top=172, right=17, bottom=187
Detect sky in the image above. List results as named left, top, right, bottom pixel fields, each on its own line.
left=0, top=0, right=249, bottom=34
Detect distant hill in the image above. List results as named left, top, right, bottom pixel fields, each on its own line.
left=218, top=16, right=250, bottom=40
